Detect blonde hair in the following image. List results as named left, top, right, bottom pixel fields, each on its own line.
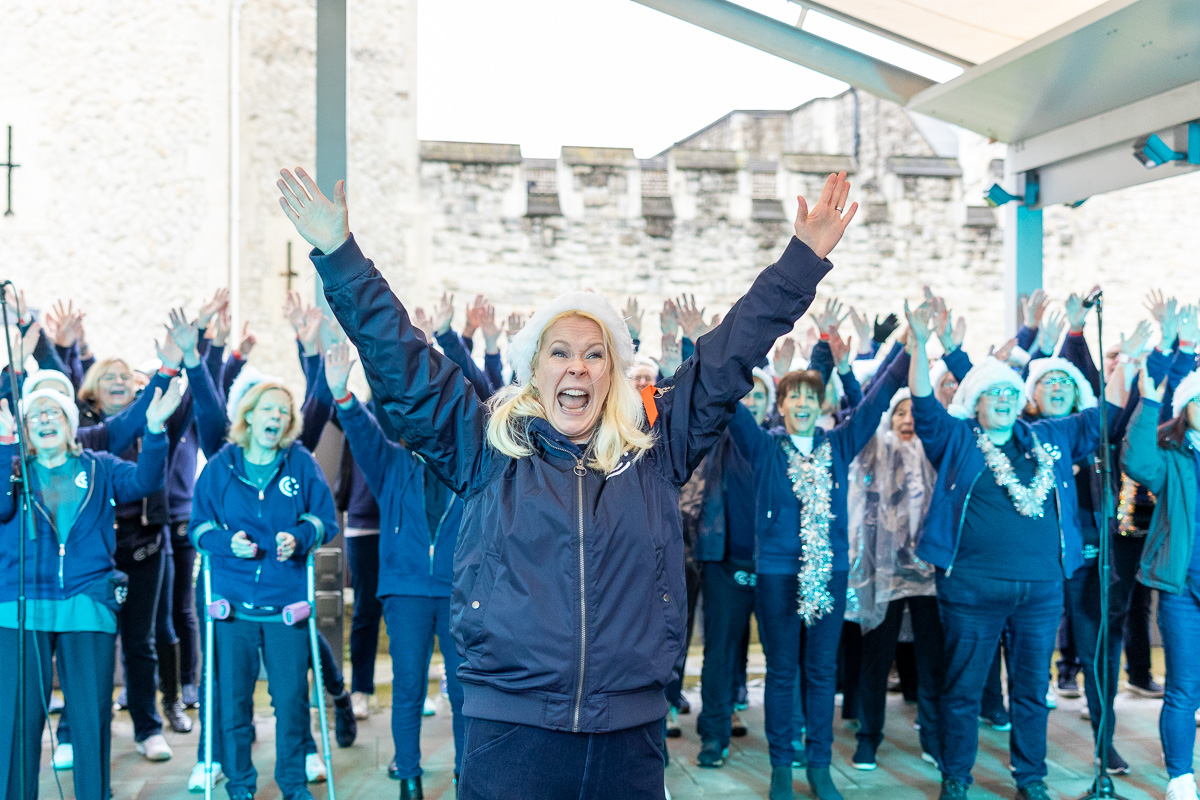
left=78, top=357, right=131, bottom=406
left=227, top=381, right=303, bottom=451
left=486, top=311, right=655, bottom=473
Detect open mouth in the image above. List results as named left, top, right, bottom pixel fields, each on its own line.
left=557, top=388, right=591, bottom=415
left=262, top=423, right=281, bottom=438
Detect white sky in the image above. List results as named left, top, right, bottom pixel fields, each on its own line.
left=415, top=0, right=962, bottom=159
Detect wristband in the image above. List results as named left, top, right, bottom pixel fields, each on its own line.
left=1068, top=329, right=1084, bottom=337
left=819, top=333, right=831, bottom=342
left=335, top=390, right=353, bottom=406
left=232, top=351, right=244, bottom=361
left=158, top=366, right=181, bottom=377
left=0, top=434, right=15, bottom=445
left=1179, top=340, right=1196, bottom=351
left=1116, top=354, right=1137, bottom=365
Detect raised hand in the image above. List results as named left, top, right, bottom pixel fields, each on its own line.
left=238, top=321, right=257, bottom=357
left=848, top=307, right=874, bottom=354
left=1119, top=320, right=1154, bottom=359
left=477, top=300, right=502, bottom=354
left=283, top=290, right=305, bottom=334
left=1144, top=289, right=1169, bottom=323
left=793, top=172, right=858, bottom=260
left=197, top=288, right=230, bottom=330
left=904, top=300, right=937, bottom=348
left=990, top=337, right=1019, bottom=365
left=412, top=307, right=436, bottom=344
left=277, top=167, right=350, bottom=254
left=231, top=531, right=258, bottom=559
left=828, top=328, right=853, bottom=372
left=1036, top=310, right=1067, bottom=355
left=1178, top=304, right=1200, bottom=346
left=297, top=307, right=323, bottom=356
left=676, top=294, right=708, bottom=340
left=874, top=313, right=899, bottom=345
left=20, top=322, right=42, bottom=360
left=657, top=334, right=682, bottom=376
left=623, top=297, right=643, bottom=341
left=275, top=532, right=298, bottom=562
left=659, top=299, right=679, bottom=337
left=1140, top=363, right=1166, bottom=404
left=145, top=379, right=184, bottom=434
left=504, top=311, right=525, bottom=343
left=814, top=298, right=847, bottom=333
left=1157, top=296, right=1179, bottom=350
left=432, top=292, right=455, bottom=336
left=167, top=307, right=201, bottom=367
left=773, top=337, right=796, bottom=376
left=3, top=285, right=28, bottom=322
left=214, top=305, right=232, bottom=347
left=325, top=341, right=354, bottom=399
left=1065, top=290, right=1092, bottom=332
left=1020, top=288, right=1048, bottom=330
left=798, top=326, right=819, bottom=363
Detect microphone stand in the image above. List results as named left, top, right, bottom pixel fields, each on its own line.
left=1076, top=292, right=1129, bottom=800
left=0, top=284, right=34, bottom=800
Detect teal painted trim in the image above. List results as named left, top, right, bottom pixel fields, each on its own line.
left=1014, top=205, right=1044, bottom=302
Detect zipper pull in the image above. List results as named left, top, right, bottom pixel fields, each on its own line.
left=429, top=544, right=435, bottom=558
left=574, top=458, right=586, bottom=477
left=259, top=490, right=265, bottom=501
left=59, top=543, right=65, bottom=557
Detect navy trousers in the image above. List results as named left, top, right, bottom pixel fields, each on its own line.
left=756, top=571, right=849, bottom=768
left=0, top=629, right=116, bottom=800
left=937, top=572, right=1062, bottom=788
left=171, top=519, right=201, bottom=688
left=1064, top=559, right=1125, bottom=751
left=458, top=717, right=665, bottom=800
left=697, top=560, right=756, bottom=748
left=346, top=534, right=383, bottom=696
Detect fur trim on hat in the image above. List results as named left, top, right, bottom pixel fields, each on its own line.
left=752, top=366, right=776, bottom=411
left=507, top=292, right=634, bottom=386
left=1024, top=357, right=1098, bottom=412
left=1173, top=370, right=1200, bottom=419
left=850, top=357, right=882, bottom=386
left=878, top=388, right=912, bottom=437
left=948, top=357, right=1026, bottom=420
left=20, top=387, right=80, bottom=440
left=225, top=366, right=286, bottom=424
left=23, top=369, right=74, bottom=401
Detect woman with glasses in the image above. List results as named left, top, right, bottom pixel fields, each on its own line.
left=905, top=302, right=1132, bottom=800
left=0, top=381, right=180, bottom=800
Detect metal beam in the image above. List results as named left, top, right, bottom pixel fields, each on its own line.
left=785, top=0, right=975, bottom=69
left=629, top=0, right=935, bottom=106
left=1003, top=152, right=1043, bottom=334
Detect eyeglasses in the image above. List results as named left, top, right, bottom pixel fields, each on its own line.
left=1039, top=377, right=1075, bottom=388
left=29, top=408, right=65, bottom=422
left=981, top=387, right=1020, bottom=400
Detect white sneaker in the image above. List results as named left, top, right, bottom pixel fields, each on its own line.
left=187, top=761, right=225, bottom=793
left=52, top=743, right=73, bottom=771
left=305, top=752, right=327, bottom=783
left=1166, top=773, right=1199, bottom=800
left=137, top=734, right=173, bottom=762
left=351, top=691, right=371, bottom=720
left=423, top=696, right=436, bottom=716
left=664, top=782, right=672, bottom=800
left=1045, top=689, right=1057, bottom=709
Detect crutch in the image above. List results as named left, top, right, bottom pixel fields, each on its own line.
left=200, top=549, right=221, bottom=800
left=283, top=549, right=336, bottom=800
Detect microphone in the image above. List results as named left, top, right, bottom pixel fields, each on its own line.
left=1081, top=287, right=1103, bottom=309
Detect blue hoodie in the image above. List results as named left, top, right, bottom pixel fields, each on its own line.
left=336, top=397, right=460, bottom=598
left=0, top=432, right=168, bottom=604
left=189, top=442, right=338, bottom=609
left=310, top=233, right=830, bottom=734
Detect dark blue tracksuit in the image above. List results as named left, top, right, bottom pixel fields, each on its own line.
left=309, top=233, right=831, bottom=796
left=0, top=432, right=167, bottom=800
left=726, top=353, right=909, bottom=769
left=336, top=396, right=466, bottom=778
left=189, top=443, right=337, bottom=800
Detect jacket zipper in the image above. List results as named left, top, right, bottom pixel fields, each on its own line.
left=230, top=458, right=286, bottom=604
left=34, top=460, right=97, bottom=592
left=430, top=494, right=454, bottom=576
left=945, top=471, right=982, bottom=577
left=572, top=455, right=587, bottom=732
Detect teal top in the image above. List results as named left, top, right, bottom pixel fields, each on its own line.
left=34, top=457, right=85, bottom=544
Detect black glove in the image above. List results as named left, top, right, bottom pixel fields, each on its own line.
left=873, top=313, right=899, bottom=344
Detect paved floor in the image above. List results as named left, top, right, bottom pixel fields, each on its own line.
left=37, top=656, right=1180, bottom=799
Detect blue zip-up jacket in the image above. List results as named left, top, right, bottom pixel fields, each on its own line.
left=912, top=392, right=1123, bottom=577
left=310, top=233, right=830, bottom=733
left=0, top=431, right=168, bottom=604
left=337, top=397, right=460, bottom=598
left=189, top=442, right=338, bottom=609
left=727, top=352, right=909, bottom=575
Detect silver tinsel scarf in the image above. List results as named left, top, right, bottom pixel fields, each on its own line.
left=974, top=428, right=1056, bottom=517
left=781, top=438, right=835, bottom=624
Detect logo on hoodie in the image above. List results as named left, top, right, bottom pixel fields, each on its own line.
left=75, top=472, right=88, bottom=490
left=279, top=476, right=300, bottom=498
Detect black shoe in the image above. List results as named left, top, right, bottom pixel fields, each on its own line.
left=334, top=693, right=358, bottom=748
left=676, top=694, right=691, bottom=714
left=697, top=740, right=727, bottom=768
left=940, top=777, right=969, bottom=799
left=162, top=698, right=193, bottom=734
left=388, top=759, right=400, bottom=780
left=769, top=765, right=794, bottom=800
left=805, top=765, right=844, bottom=800
left=1105, top=747, right=1130, bottom=775
left=851, top=739, right=877, bottom=771
left=980, top=708, right=1012, bottom=731
left=734, top=684, right=749, bottom=711
left=399, top=776, right=424, bottom=800
left=1015, top=780, right=1051, bottom=800
left=1127, top=678, right=1165, bottom=698
left=1056, top=674, right=1082, bottom=698
left=731, top=711, right=748, bottom=737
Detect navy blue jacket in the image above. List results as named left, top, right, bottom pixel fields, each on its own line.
left=0, top=432, right=168, bottom=605
left=189, top=442, right=338, bottom=609
left=310, top=233, right=830, bottom=733
left=693, top=429, right=756, bottom=564
left=912, top=392, right=1123, bottom=577
left=337, top=397, right=460, bottom=598
left=726, top=352, right=909, bottom=576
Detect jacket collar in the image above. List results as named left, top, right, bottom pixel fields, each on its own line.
left=528, top=417, right=586, bottom=460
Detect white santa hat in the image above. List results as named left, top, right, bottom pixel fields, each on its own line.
left=1172, top=370, right=1200, bottom=419
left=19, top=387, right=80, bottom=440
left=1024, top=357, right=1098, bottom=412
left=877, top=387, right=913, bottom=437
left=850, top=356, right=883, bottom=386
left=22, top=369, right=74, bottom=400
left=948, top=357, right=1026, bottom=420
left=225, top=366, right=287, bottom=424
left=752, top=366, right=776, bottom=410
left=507, top=291, right=633, bottom=386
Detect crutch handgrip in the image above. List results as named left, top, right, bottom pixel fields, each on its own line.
left=282, top=601, right=311, bottom=626
left=207, top=599, right=231, bottom=620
